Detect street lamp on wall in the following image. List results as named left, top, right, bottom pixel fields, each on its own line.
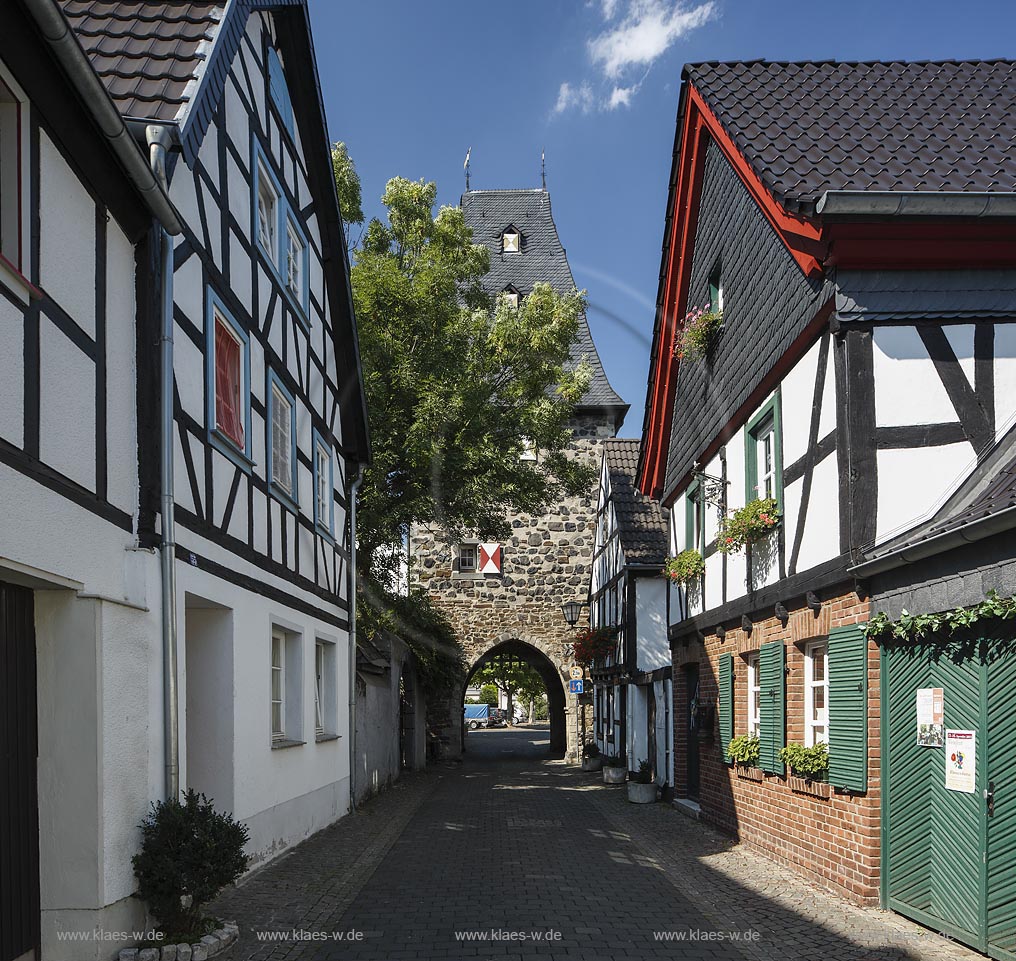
left=560, top=600, right=584, bottom=628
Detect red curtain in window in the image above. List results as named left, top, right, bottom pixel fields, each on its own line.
left=215, top=319, right=244, bottom=448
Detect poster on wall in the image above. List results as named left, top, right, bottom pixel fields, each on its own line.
left=945, top=729, right=976, bottom=793
left=916, top=687, right=945, bottom=746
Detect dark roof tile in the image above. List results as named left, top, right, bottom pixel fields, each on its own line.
left=461, top=189, right=628, bottom=419
left=603, top=439, right=668, bottom=566
left=686, top=59, right=1016, bottom=208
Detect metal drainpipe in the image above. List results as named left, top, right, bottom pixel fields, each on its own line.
left=347, top=465, right=365, bottom=811
left=147, top=125, right=180, bottom=801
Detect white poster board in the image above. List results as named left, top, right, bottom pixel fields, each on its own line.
left=916, top=687, right=944, bottom=746
left=945, top=729, right=976, bottom=794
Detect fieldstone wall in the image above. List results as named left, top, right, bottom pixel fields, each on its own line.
left=410, top=414, right=616, bottom=761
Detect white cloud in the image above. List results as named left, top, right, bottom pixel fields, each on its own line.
left=589, top=0, right=716, bottom=80
left=607, top=84, right=638, bottom=109
left=601, top=0, right=621, bottom=19
left=553, top=81, right=595, bottom=115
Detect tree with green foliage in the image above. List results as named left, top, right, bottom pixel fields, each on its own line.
left=331, top=145, right=594, bottom=585
left=472, top=654, right=547, bottom=725
left=478, top=684, right=499, bottom=706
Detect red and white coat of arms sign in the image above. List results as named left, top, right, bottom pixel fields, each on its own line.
left=478, top=543, right=502, bottom=575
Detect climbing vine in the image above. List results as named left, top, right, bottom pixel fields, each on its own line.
left=863, top=590, right=1016, bottom=643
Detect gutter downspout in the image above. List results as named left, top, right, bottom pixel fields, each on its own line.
left=22, top=0, right=183, bottom=235
left=147, top=124, right=180, bottom=800
left=347, top=464, right=365, bottom=811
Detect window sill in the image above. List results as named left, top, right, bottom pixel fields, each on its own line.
left=270, top=482, right=299, bottom=513
left=209, top=430, right=254, bottom=472
left=271, top=738, right=305, bottom=750
left=452, top=571, right=486, bottom=580
left=315, top=523, right=336, bottom=545
left=316, top=732, right=341, bottom=744
left=0, top=254, right=41, bottom=306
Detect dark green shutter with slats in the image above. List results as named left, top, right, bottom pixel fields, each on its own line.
left=719, top=652, right=734, bottom=763
left=828, top=623, right=868, bottom=792
left=759, top=640, right=785, bottom=774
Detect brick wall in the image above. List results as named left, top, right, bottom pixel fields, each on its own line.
left=672, top=587, right=880, bottom=904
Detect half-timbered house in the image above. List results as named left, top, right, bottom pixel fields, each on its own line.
left=589, top=439, right=671, bottom=792
left=0, top=2, right=369, bottom=958
left=638, top=59, right=1016, bottom=921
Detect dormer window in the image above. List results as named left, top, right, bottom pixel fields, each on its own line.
left=502, top=227, right=520, bottom=254
left=502, top=285, right=520, bottom=309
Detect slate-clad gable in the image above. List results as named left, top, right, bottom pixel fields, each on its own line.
left=664, top=140, right=832, bottom=494
left=687, top=59, right=1016, bottom=212
left=461, top=188, right=628, bottom=419
left=604, top=439, right=668, bottom=566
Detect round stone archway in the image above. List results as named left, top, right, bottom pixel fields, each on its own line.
left=463, top=638, right=568, bottom=758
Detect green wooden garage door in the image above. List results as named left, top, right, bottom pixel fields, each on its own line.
left=883, top=636, right=1016, bottom=960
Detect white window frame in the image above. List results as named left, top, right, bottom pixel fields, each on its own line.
left=256, top=163, right=278, bottom=263
left=755, top=416, right=776, bottom=500
left=315, top=640, right=325, bottom=737
left=268, top=372, right=296, bottom=502
left=0, top=65, right=29, bottom=288
left=285, top=218, right=304, bottom=301
left=271, top=629, right=285, bottom=743
left=313, top=434, right=333, bottom=535
left=804, top=640, right=829, bottom=746
left=747, top=652, right=760, bottom=736
left=458, top=543, right=477, bottom=572
left=502, top=229, right=520, bottom=253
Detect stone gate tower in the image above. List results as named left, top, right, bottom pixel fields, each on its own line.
left=410, top=187, right=627, bottom=761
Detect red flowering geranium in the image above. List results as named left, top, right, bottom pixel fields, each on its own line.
left=572, top=628, right=618, bottom=667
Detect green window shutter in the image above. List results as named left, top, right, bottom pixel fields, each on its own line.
left=719, top=653, right=734, bottom=763
left=828, top=624, right=868, bottom=792
left=759, top=641, right=786, bottom=774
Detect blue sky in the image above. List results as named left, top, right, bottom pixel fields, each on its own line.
left=308, top=0, right=1016, bottom=438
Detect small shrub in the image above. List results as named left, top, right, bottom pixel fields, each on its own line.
left=663, top=550, right=705, bottom=585
left=602, top=753, right=624, bottom=768
left=583, top=741, right=601, bottom=759
left=717, top=498, right=780, bottom=554
left=630, top=760, right=654, bottom=784
left=132, top=790, right=250, bottom=938
left=727, top=733, right=760, bottom=767
left=780, top=742, right=829, bottom=781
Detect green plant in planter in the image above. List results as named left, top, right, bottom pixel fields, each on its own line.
left=583, top=741, right=601, bottom=759
left=630, top=759, right=654, bottom=784
left=675, top=303, right=723, bottom=360
left=602, top=753, right=624, bottom=768
left=717, top=498, right=780, bottom=554
left=132, top=790, right=250, bottom=939
left=727, top=733, right=760, bottom=767
left=663, top=549, right=705, bottom=585
left=779, top=742, right=828, bottom=781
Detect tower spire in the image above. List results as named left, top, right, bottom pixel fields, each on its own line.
left=541, top=148, right=546, bottom=190
left=464, top=146, right=471, bottom=192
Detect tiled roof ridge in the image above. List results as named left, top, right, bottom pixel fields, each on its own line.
left=686, top=56, right=1015, bottom=69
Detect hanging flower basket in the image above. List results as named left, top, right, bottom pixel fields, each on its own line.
left=572, top=628, right=618, bottom=667
left=717, top=498, right=780, bottom=554
left=674, top=303, right=723, bottom=360
left=663, top=550, right=705, bottom=585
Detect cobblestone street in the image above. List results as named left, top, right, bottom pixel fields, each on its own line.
left=212, top=728, right=982, bottom=961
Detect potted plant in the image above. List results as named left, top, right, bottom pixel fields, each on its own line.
left=727, top=733, right=761, bottom=769
left=663, top=549, right=705, bottom=585
left=572, top=627, right=618, bottom=667
left=581, top=741, right=602, bottom=772
left=717, top=498, right=780, bottom=554
left=779, top=743, right=829, bottom=782
left=627, top=760, right=657, bottom=803
left=674, top=303, right=723, bottom=360
left=602, top=753, right=626, bottom=784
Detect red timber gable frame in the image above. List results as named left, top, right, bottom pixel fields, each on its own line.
left=638, top=80, right=1016, bottom=502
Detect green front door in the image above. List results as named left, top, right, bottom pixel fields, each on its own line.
left=883, top=636, right=1016, bottom=960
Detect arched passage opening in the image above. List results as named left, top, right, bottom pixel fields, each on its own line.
left=462, top=639, right=567, bottom=759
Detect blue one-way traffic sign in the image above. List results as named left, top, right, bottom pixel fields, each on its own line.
left=569, top=679, right=584, bottom=694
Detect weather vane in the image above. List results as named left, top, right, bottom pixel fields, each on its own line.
left=464, top=146, right=471, bottom=192
left=541, top=148, right=546, bottom=190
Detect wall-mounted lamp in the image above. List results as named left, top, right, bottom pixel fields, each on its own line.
left=561, top=600, right=584, bottom=627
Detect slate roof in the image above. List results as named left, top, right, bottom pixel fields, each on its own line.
left=57, top=1, right=223, bottom=123
left=604, top=439, right=668, bottom=566
left=461, top=189, right=628, bottom=423
left=687, top=59, right=1016, bottom=213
